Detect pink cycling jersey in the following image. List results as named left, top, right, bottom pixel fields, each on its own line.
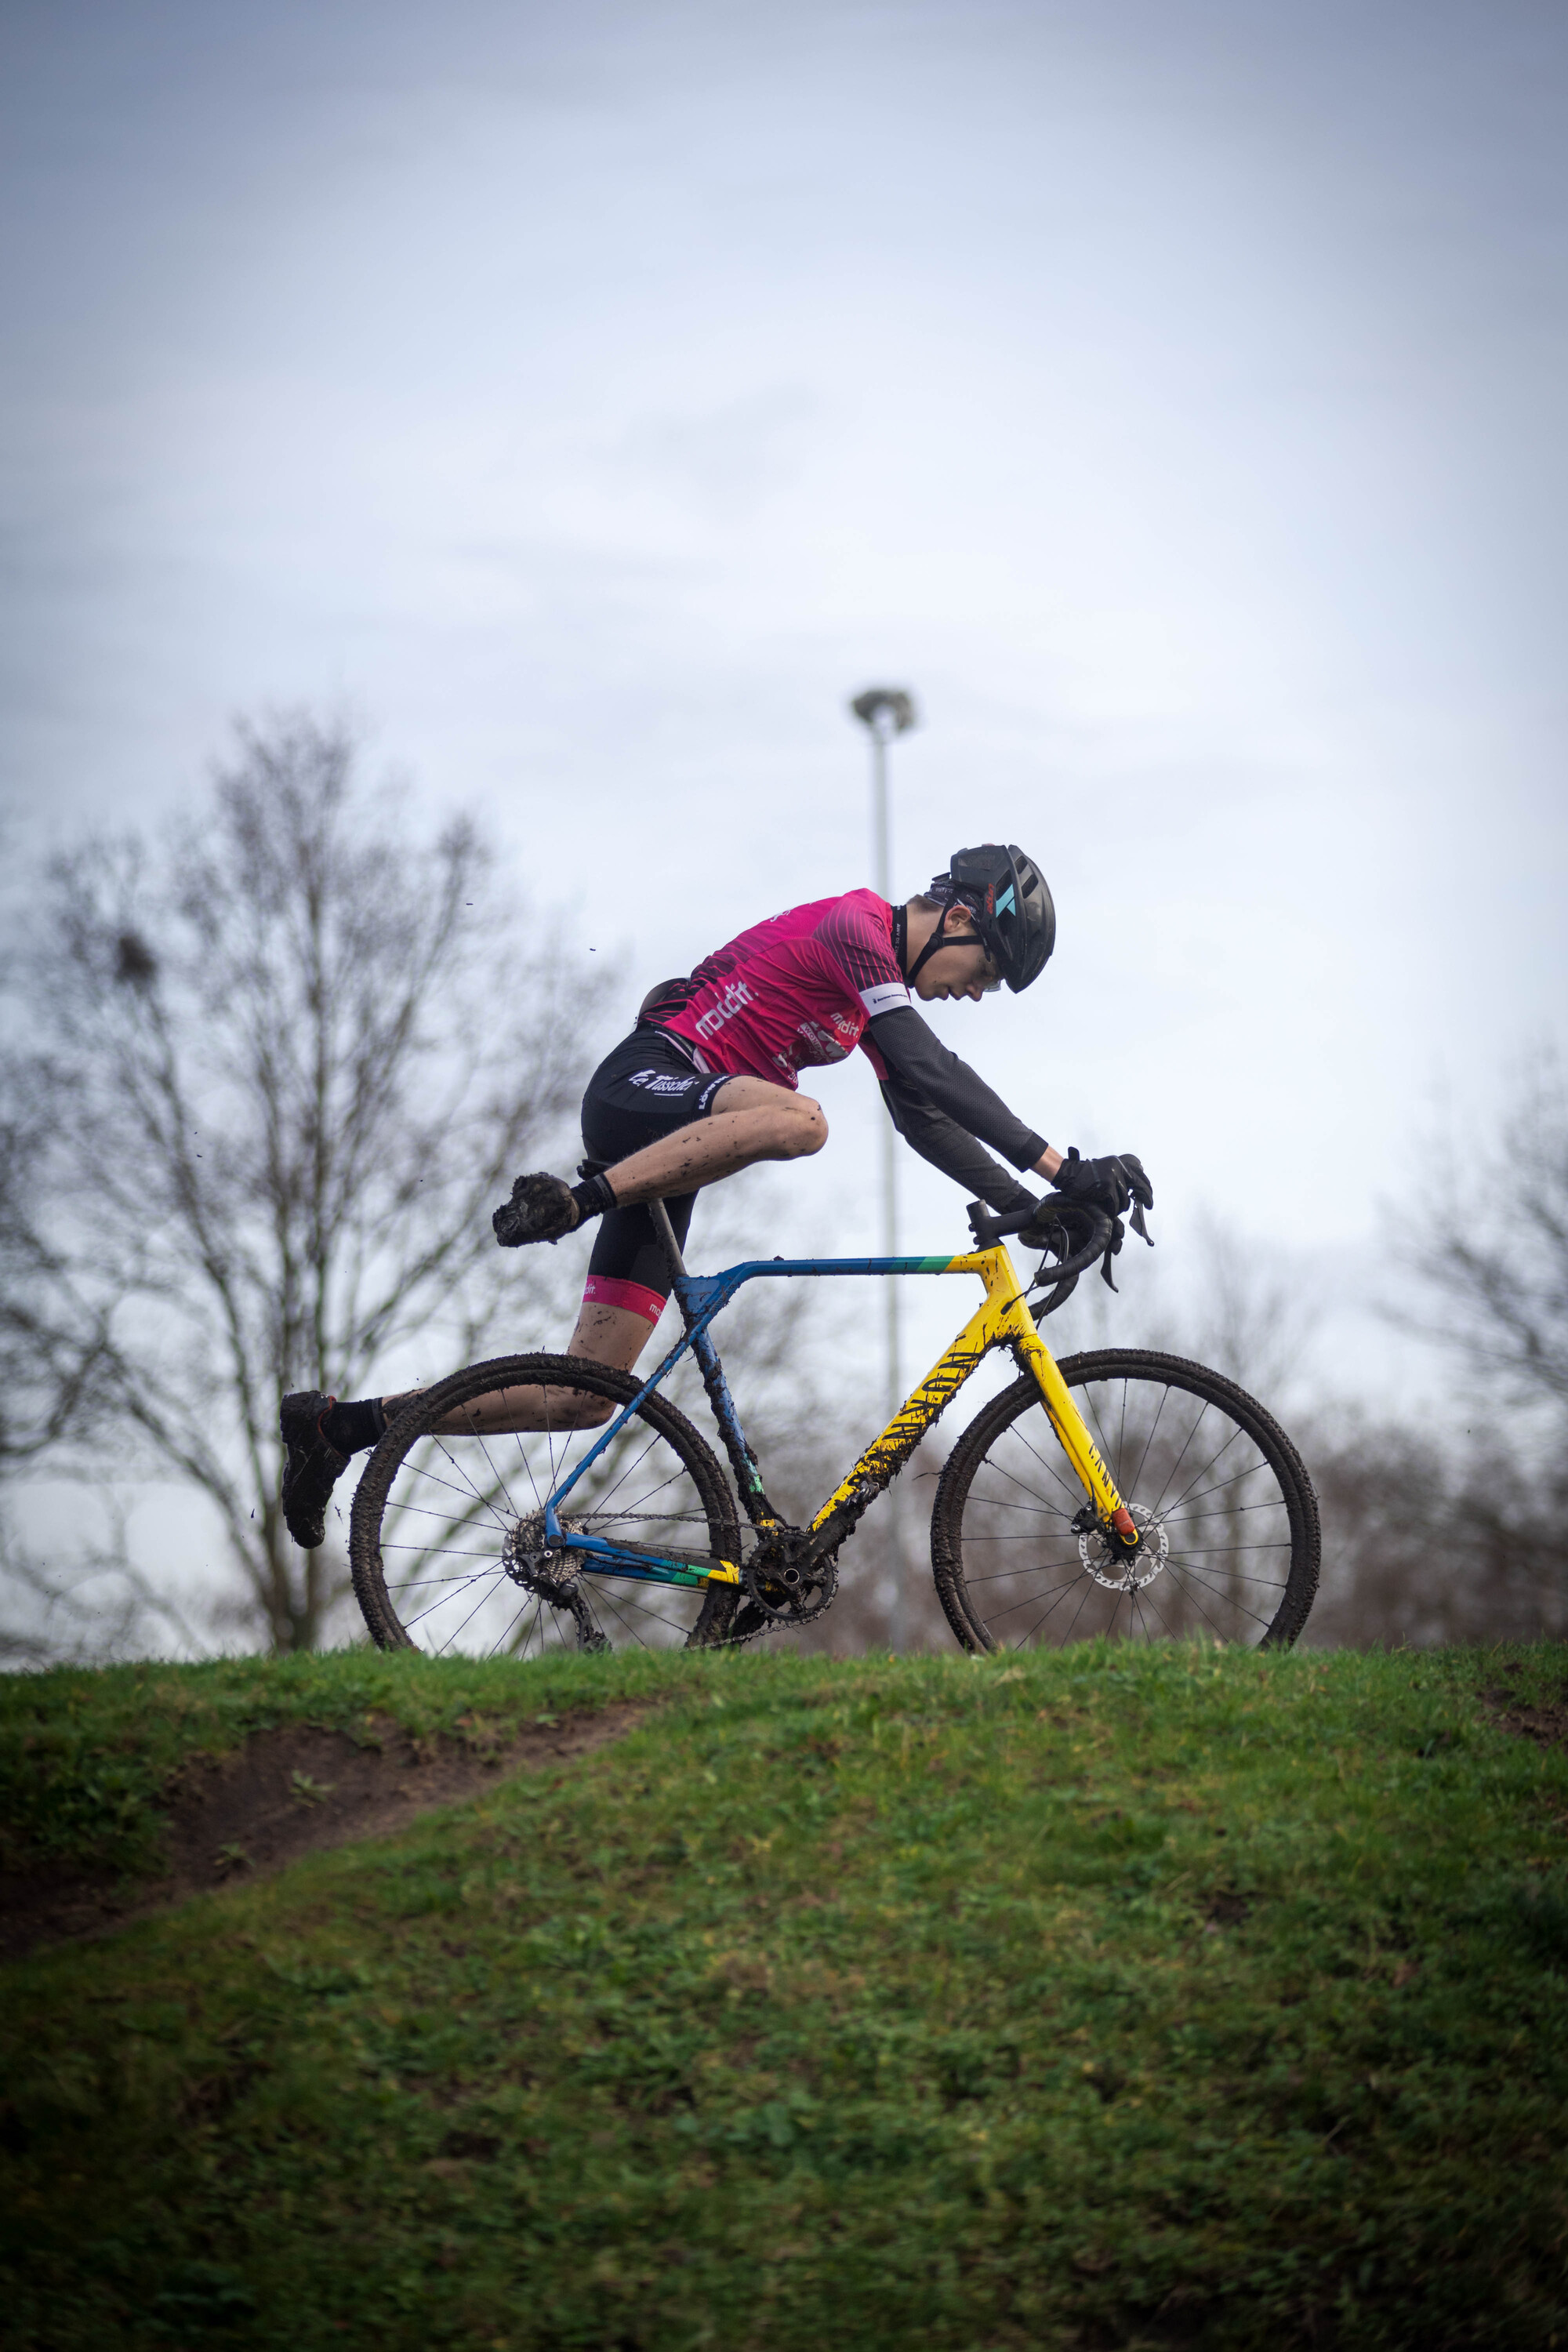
left=658, top=890, right=910, bottom=1087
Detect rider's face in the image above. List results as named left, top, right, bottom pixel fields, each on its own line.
left=913, top=930, right=1001, bottom=1004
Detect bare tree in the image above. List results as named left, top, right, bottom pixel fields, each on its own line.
left=0, top=1094, right=176, bottom=1660
left=0, top=713, right=612, bottom=1652
left=0, top=1505, right=207, bottom=1667
left=1304, top=1414, right=1568, bottom=1648
left=1391, top=1049, right=1568, bottom=1417
left=1298, top=1048, right=1568, bottom=1649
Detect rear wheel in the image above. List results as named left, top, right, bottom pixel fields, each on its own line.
left=931, top=1348, right=1319, bottom=1652
left=349, top=1354, right=742, bottom=1656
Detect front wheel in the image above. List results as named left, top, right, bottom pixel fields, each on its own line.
left=931, top=1349, right=1320, bottom=1652
left=349, top=1354, right=742, bottom=1656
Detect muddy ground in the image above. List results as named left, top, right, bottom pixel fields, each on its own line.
left=2, top=1704, right=644, bottom=1962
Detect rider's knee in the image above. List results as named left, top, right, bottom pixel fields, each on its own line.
left=763, top=1094, right=826, bottom=1159
left=558, top=1391, right=616, bottom=1430
left=790, top=1096, right=829, bottom=1157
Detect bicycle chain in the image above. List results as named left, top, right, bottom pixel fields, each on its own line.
left=524, top=1522, right=833, bottom=1653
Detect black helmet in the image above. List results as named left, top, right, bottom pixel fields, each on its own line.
left=943, top=844, right=1055, bottom=993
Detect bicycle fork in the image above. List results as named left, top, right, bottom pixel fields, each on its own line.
left=806, top=1246, right=1139, bottom=1560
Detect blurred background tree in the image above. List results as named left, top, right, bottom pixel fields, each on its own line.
left=0, top=713, right=612, bottom=1653
left=1391, top=1051, right=1568, bottom=1416
left=1310, top=1049, right=1568, bottom=1646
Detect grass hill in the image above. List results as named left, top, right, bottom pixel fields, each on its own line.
left=2, top=1640, right=1566, bottom=2350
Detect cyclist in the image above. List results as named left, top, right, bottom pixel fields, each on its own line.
left=281, top=844, right=1151, bottom=1548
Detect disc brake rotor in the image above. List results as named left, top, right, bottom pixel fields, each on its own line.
left=1078, top=1506, right=1169, bottom=1593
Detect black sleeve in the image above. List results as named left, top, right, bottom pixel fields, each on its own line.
left=866, top=1005, right=1047, bottom=1171
left=879, top=1077, right=1036, bottom=1213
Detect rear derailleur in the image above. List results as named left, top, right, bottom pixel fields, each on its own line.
left=502, top=1510, right=609, bottom=1650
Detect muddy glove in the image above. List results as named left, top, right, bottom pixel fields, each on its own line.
left=1051, top=1148, right=1152, bottom=1221
left=1052, top=1149, right=1154, bottom=1280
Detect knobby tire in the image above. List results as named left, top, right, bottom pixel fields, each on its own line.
left=349, top=1353, right=742, bottom=1656
left=931, top=1348, right=1320, bottom=1653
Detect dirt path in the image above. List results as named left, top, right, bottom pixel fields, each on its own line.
left=2, top=1704, right=645, bottom=1962
left=1482, top=1669, right=1568, bottom=1751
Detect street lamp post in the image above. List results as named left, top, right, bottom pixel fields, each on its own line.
left=848, top=684, right=919, bottom=1653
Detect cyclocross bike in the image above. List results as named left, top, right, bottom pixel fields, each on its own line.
left=349, top=1194, right=1320, bottom=1658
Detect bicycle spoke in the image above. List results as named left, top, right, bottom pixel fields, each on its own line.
left=1168, top=1456, right=1280, bottom=1513
left=1163, top=1559, right=1283, bottom=1622
left=960, top=1491, right=1074, bottom=1525
left=982, top=1570, right=1094, bottom=1621
left=380, top=1544, right=512, bottom=1563
left=1079, top=1384, right=1121, bottom=1483
left=1008, top=1425, right=1091, bottom=1512
left=588, top=1425, right=668, bottom=1515
left=1048, top=1574, right=1100, bottom=1650
left=426, top=1439, right=515, bottom=1534
left=431, top=1570, right=511, bottom=1657
left=591, top=1578, right=701, bottom=1648
left=511, top=1429, right=547, bottom=1519
left=971, top=1443, right=1080, bottom=1515
left=1134, top=1579, right=1178, bottom=1642
left=958, top=1559, right=1081, bottom=1585
left=481, top=1594, right=532, bottom=1660
left=398, top=1586, right=493, bottom=1632
left=1163, top=1541, right=1291, bottom=1562
left=1161, top=1562, right=1269, bottom=1640
left=1166, top=1496, right=1288, bottom=1534
left=402, top=1451, right=512, bottom=1526
left=1138, top=1399, right=1214, bottom=1523
left=1158, top=1423, right=1248, bottom=1523
left=463, top=1423, right=526, bottom=1526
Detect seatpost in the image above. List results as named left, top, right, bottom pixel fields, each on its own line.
left=648, top=1197, right=697, bottom=1330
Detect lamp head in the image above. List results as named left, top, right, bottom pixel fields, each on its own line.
left=849, top=686, right=918, bottom=742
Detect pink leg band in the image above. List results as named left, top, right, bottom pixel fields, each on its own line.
left=583, top=1274, right=666, bottom=1326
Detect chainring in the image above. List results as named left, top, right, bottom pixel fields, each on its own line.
left=740, top=1531, right=839, bottom=1625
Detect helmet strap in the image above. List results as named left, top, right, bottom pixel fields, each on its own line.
left=905, top=902, right=971, bottom=986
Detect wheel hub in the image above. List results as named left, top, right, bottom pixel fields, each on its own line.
left=1077, top=1506, right=1168, bottom=1593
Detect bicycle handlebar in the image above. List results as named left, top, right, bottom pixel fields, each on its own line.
left=965, top=1199, right=1034, bottom=1243
left=966, top=1194, right=1114, bottom=1283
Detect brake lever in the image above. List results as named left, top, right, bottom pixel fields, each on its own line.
left=966, top=1181, right=1152, bottom=1300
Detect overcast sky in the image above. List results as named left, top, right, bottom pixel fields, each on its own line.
left=3, top=0, right=1565, bottom=1409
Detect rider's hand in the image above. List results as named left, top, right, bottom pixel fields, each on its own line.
left=1051, top=1148, right=1153, bottom=1219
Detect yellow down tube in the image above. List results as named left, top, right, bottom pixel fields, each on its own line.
left=808, top=1245, right=1137, bottom=1545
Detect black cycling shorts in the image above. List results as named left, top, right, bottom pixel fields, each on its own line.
left=579, top=1029, right=733, bottom=1323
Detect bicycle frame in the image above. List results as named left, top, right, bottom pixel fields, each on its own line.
left=542, top=1243, right=1140, bottom=1588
